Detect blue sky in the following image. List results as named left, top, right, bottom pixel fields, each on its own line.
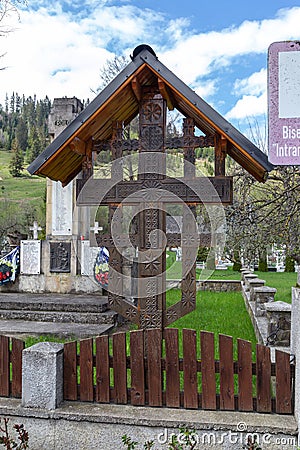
left=1, top=0, right=300, bottom=137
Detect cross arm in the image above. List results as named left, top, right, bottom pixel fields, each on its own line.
left=76, top=176, right=233, bottom=206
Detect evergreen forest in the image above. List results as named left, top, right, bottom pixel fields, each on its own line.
left=0, top=93, right=51, bottom=251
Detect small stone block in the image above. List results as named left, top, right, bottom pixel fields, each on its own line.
left=265, top=301, right=291, bottom=313
left=265, top=301, right=291, bottom=347
left=248, top=279, right=266, bottom=301
left=254, top=286, right=277, bottom=317
left=241, top=271, right=252, bottom=283
left=22, top=342, right=64, bottom=410
left=244, top=274, right=258, bottom=291
left=244, top=274, right=258, bottom=280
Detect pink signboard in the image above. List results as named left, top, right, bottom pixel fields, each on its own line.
left=268, top=41, right=300, bottom=165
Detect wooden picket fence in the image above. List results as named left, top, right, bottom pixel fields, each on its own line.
left=0, top=335, right=24, bottom=398
left=63, top=328, right=295, bottom=414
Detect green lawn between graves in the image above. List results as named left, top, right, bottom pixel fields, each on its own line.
left=25, top=267, right=296, bottom=349
left=25, top=288, right=256, bottom=356
left=166, top=288, right=256, bottom=358
left=166, top=249, right=296, bottom=303
left=254, top=270, right=297, bottom=304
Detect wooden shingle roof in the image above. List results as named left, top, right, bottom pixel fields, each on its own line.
left=28, top=45, right=273, bottom=184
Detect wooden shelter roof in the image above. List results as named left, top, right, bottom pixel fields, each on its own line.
left=28, top=44, right=273, bottom=184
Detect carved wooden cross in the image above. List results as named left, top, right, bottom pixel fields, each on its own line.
left=77, top=86, right=232, bottom=330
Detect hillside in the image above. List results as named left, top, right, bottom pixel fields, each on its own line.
left=0, top=150, right=46, bottom=250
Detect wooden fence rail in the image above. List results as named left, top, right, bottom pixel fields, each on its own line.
left=63, top=328, right=295, bottom=414
left=0, top=335, right=24, bottom=398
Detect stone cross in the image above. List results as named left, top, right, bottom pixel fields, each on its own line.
left=30, top=221, right=42, bottom=240
left=90, top=221, right=103, bottom=235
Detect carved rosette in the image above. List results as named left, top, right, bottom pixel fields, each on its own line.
left=139, top=91, right=166, bottom=155
left=140, top=311, right=162, bottom=329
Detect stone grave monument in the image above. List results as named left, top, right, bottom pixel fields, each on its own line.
left=19, top=98, right=103, bottom=293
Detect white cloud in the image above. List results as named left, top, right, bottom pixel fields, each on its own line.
left=1, top=7, right=113, bottom=103
left=161, top=7, right=300, bottom=88
left=224, top=69, right=267, bottom=120
left=194, top=80, right=217, bottom=99
left=225, top=92, right=267, bottom=120
left=80, top=5, right=166, bottom=51
left=233, top=69, right=267, bottom=96
left=1, top=1, right=300, bottom=123
left=0, top=2, right=169, bottom=104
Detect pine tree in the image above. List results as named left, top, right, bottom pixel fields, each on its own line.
left=15, top=117, right=28, bottom=151
left=26, top=126, right=41, bottom=164
left=9, top=138, right=24, bottom=177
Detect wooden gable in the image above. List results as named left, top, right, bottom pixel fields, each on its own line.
left=28, top=44, right=273, bottom=184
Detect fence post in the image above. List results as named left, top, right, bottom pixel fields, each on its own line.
left=291, top=286, right=300, bottom=445
left=22, top=342, right=64, bottom=410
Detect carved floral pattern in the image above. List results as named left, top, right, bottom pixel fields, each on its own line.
left=143, top=102, right=162, bottom=122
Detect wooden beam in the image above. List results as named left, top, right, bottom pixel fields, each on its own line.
left=131, top=77, right=142, bottom=102
left=81, top=138, right=93, bottom=181
left=69, top=137, right=86, bottom=156
left=158, top=78, right=175, bottom=110
left=76, top=176, right=233, bottom=206
left=214, top=134, right=227, bottom=176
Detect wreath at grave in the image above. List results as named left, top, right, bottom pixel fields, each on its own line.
left=0, top=246, right=20, bottom=285
left=93, top=247, right=109, bottom=289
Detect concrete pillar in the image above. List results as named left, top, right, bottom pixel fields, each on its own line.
left=265, top=301, right=291, bottom=346
left=244, top=273, right=258, bottom=292
left=240, top=269, right=252, bottom=285
left=254, top=286, right=277, bottom=317
left=291, top=287, right=300, bottom=445
left=22, top=342, right=64, bottom=410
left=248, top=278, right=265, bottom=301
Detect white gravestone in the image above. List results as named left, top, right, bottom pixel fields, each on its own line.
left=20, top=240, right=41, bottom=275
left=81, top=240, right=100, bottom=276
left=51, top=181, right=73, bottom=236
left=30, top=221, right=42, bottom=240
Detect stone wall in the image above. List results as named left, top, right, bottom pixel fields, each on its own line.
left=197, top=280, right=241, bottom=292
left=241, top=268, right=291, bottom=349
left=166, top=280, right=241, bottom=292
left=0, top=400, right=296, bottom=450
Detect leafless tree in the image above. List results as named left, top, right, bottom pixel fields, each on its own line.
left=0, top=0, right=24, bottom=70
left=225, top=157, right=300, bottom=272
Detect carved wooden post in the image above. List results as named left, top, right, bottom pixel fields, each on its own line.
left=181, top=118, right=197, bottom=317
left=108, top=122, right=124, bottom=311
left=214, top=134, right=227, bottom=176
left=138, top=88, right=166, bottom=330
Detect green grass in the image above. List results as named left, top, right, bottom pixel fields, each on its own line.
left=24, top=334, right=73, bottom=348
left=254, top=270, right=297, bottom=303
left=199, top=268, right=241, bottom=280
left=167, top=259, right=241, bottom=281
left=167, top=258, right=296, bottom=303
left=0, top=150, right=46, bottom=209
left=166, top=289, right=257, bottom=358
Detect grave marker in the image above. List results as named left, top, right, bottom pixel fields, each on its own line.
left=20, top=240, right=41, bottom=275
left=80, top=240, right=100, bottom=276
left=29, top=221, right=42, bottom=240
